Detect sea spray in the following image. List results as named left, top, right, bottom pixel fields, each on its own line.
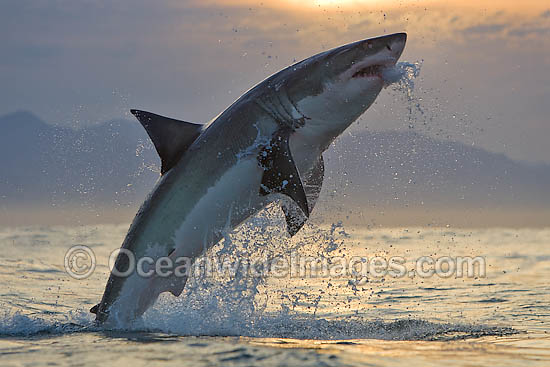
left=0, top=223, right=522, bottom=341
left=382, top=61, right=423, bottom=96
left=139, top=203, right=362, bottom=335
left=383, top=61, right=425, bottom=128
left=0, top=309, right=94, bottom=336
left=136, top=212, right=518, bottom=340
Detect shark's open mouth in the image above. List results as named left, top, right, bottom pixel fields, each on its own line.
left=352, top=64, right=383, bottom=79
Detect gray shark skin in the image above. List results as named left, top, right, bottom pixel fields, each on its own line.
left=92, top=33, right=407, bottom=327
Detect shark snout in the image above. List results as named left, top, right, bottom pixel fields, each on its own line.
left=385, top=32, right=407, bottom=60
left=361, top=32, right=407, bottom=63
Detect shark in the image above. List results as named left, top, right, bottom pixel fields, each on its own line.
left=91, top=32, right=407, bottom=326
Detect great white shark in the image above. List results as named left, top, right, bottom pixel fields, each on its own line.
left=92, top=32, right=407, bottom=326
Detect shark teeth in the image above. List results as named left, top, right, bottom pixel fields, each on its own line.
left=352, top=64, right=383, bottom=79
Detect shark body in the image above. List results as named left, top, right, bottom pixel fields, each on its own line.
left=92, top=33, right=407, bottom=326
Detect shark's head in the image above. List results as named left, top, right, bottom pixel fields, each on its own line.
left=265, top=33, right=406, bottom=147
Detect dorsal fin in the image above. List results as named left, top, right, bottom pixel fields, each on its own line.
left=131, top=109, right=203, bottom=174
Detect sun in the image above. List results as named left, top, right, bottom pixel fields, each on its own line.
left=312, top=0, right=358, bottom=5
left=309, top=0, right=367, bottom=7
left=283, top=0, right=385, bottom=10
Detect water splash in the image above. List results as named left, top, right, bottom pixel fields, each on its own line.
left=0, top=309, right=94, bottom=337
left=119, top=205, right=516, bottom=341
left=137, top=204, right=343, bottom=333
left=0, top=219, right=523, bottom=341
left=0, top=309, right=516, bottom=341
left=383, top=61, right=422, bottom=97
left=382, top=61, right=425, bottom=128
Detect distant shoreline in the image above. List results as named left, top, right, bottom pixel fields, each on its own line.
left=1, top=204, right=548, bottom=229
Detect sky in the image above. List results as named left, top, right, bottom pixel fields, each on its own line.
left=1, top=0, right=549, bottom=164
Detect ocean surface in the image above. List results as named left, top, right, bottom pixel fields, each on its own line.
left=0, top=215, right=548, bottom=366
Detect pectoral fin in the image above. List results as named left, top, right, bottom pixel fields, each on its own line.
left=281, top=202, right=307, bottom=237
left=258, top=130, right=309, bottom=218
left=281, top=155, right=324, bottom=236
left=158, top=275, right=188, bottom=297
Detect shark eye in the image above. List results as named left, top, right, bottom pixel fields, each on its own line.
left=386, top=44, right=392, bottom=51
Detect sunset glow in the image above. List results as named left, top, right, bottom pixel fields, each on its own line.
left=207, top=0, right=548, bottom=15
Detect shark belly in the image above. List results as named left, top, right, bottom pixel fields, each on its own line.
left=171, top=156, right=267, bottom=259
left=106, top=156, right=269, bottom=325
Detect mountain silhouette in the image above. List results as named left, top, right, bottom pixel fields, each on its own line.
left=1, top=111, right=548, bottom=225
left=0, top=111, right=158, bottom=207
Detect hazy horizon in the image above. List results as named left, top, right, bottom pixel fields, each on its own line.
left=1, top=110, right=548, bottom=228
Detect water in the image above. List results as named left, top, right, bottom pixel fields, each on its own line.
left=1, top=63, right=548, bottom=366
left=0, top=218, right=549, bottom=366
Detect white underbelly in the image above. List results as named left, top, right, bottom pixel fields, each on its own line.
left=172, top=156, right=267, bottom=259
left=109, top=157, right=268, bottom=325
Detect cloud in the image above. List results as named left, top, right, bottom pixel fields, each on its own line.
left=462, top=23, right=505, bottom=35
left=508, top=26, right=550, bottom=37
